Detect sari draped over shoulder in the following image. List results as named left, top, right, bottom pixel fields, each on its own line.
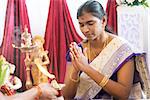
left=75, top=37, right=136, bottom=99
left=66, top=37, right=149, bottom=99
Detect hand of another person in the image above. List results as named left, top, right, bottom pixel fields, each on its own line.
left=70, top=42, right=88, bottom=71
left=0, top=92, right=5, bottom=100
left=38, top=83, right=58, bottom=100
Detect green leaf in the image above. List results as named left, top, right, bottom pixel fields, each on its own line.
left=0, top=64, right=10, bottom=86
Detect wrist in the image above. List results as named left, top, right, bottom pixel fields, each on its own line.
left=71, top=69, right=80, bottom=77
left=70, top=71, right=80, bottom=83
left=34, top=86, right=42, bottom=100
left=72, top=66, right=80, bottom=73
left=80, top=63, right=90, bottom=72
left=70, top=74, right=80, bottom=83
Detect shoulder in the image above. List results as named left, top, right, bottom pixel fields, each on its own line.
left=108, top=34, right=133, bottom=50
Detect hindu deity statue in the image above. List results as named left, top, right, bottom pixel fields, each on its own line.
left=25, top=35, right=49, bottom=89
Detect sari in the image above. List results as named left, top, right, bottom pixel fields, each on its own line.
left=66, top=36, right=149, bottom=99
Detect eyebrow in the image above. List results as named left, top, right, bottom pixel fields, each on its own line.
left=79, top=20, right=95, bottom=24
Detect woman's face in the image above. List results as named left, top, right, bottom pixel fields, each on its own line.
left=78, top=13, right=105, bottom=40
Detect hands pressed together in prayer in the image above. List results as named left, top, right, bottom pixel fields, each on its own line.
left=69, top=42, right=89, bottom=72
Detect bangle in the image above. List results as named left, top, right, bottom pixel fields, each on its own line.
left=69, top=74, right=80, bottom=83
left=34, top=86, right=42, bottom=100
left=99, top=76, right=109, bottom=88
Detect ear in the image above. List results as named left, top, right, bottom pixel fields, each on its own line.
left=101, top=16, right=107, bottom=27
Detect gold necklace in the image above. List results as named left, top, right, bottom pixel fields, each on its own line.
left=87, top=37, right=109, bottom=62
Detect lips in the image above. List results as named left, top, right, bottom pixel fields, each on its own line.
left=85, top=34, right=94, bottom=38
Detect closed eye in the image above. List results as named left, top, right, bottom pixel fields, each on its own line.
left=87, top=21, right=95, bottom=26
left=79, top=23, right=84, bottom=27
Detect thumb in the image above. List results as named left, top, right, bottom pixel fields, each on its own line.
left=83, top=48, right=88, bottom=58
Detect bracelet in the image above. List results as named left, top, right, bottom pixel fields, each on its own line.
left=34, top=86, right=42, bottom=100
left=99, top=76, right=109, bottom=88
left=69, top=74, right=80, bottom=83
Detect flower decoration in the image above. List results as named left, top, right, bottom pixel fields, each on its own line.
left=116, top=0, right=149, bottom=7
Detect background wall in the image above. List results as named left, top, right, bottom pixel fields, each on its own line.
left=0, top=0, right=150, bottom=70
left=117, top=6, right=150, bottom=72
left=0, top=0, right=108, bottom=45
left=0, top=0, right=7, bottom=46
left=26, top=0, right=108, bottom=38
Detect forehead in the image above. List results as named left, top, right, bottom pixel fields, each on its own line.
left=78, top=13, right=100, bottom=23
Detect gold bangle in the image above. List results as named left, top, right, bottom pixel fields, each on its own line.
left=69, top=74, right=80, bottom=83
left=99, top=76, right=109, bottom=88
left=34, top=85, right=42, bottom=100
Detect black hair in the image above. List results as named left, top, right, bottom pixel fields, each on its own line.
left=77, top=0, right=113, bottom=33
left=77, top=0, right=106, bottom=20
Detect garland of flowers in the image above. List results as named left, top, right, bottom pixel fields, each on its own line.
left=116, top=0, right=149, bottom=7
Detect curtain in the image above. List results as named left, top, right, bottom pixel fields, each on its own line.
left=44, top=0, right=82, bottom=83
left=106, top=0, right=118, bottom=35
left=1, top=0, right=31, bottom=91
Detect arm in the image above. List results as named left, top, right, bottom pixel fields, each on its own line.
left=1, top=83, right=58, bottom=100
left=62, top=62, right=80, bottom=99
left=4, top=86, right=39, bottom=100
left=80, top=59, right=134, bottom=99
left=71, top=42, right=135, bottom=99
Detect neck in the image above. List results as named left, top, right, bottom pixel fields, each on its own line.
left=89, top=32, right=108, bottom=48
left=87, top=32, right=109, bottom=62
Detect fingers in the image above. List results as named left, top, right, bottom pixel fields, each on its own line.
left=49, top=85, right=59, bottom=96
left=70, top=42, right=81, bottom=60
left=69, top=52, right=74, bottom=61
left=43, top=88, right=57, bottom=100
left=39, top=83, right=59, bottom=99
left=83, top=47, right=88, bottom=58
left=70, top=43, right=78, bottom=60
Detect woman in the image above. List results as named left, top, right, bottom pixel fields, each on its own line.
left=62, top=0, right=143, bottom=99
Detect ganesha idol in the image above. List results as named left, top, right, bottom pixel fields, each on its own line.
left=0, top=55, right=22, bottom=96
